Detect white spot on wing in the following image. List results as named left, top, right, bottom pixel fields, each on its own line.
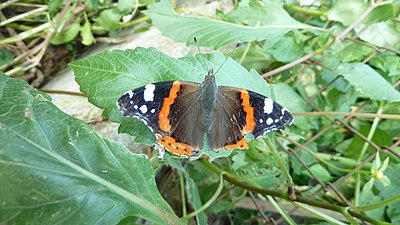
left=259, top=119, right=263, bottom=123
left=281, top=108, right=289, bottom=115
left=127, top=91, right=134, bottom=98
left=144, top=84, right=155, bottom=101
left=264, top=98, right=274, bottom=114
left=266, top=117, right=273, bottom=125
left=151, top=109, right=156, bottom=113
left=134, top=105, right=138, bottom=109
left=139, top=105, right=148, bottom=113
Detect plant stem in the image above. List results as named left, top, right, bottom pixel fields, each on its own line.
left=0, top=22, right=49, bottom=45
left=0, top=6, right=48, bottom=27
left=178, top=170, right=187, bottom=216
left=317, top=152, right=372, bottom=170
left=268, top=196, right=297, bottom=225
left=278, top=134, right=370, bottom=174
left=264, top=138, right=294, bottom=189
left=283, top=4, right=325, bottom=16
left=200, top=159, right=381, bottom=224
left=353, top=194, right=400, bottom=212
left=181, top=173, right=225, bottom=220
left=354, top=102, right=385, bottom=206
left=91, top=16, right=150, bottom=31
left=292, top=111, right=400, bottom=120
left=294, top=202, right=347, bottom=225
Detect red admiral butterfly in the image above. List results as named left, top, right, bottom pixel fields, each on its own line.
left=117, top=65, right=293, bottom=158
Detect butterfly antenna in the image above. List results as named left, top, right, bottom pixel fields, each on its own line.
left=193, top=36, right=209, bottom=72
left=214, top=42, right=242, bottom=76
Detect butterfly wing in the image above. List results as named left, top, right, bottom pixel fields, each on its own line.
left=117, top=81, right=176, bottom=134
left=117, top=81, right=204, bottom=157
left=207, top=87, right=293, bottom=150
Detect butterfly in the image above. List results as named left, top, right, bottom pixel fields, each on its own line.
left=117, top=66, right=293, bottom=158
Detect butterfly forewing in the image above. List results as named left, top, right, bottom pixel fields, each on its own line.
left=117, top=81, right=175, bottom=134
left=246, top=89, right=294, bottom=137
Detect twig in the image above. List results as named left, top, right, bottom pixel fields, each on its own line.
left=262, top=36, right=335, bottom=78
left=292, top=111, right=400, bottom=120
left=0, top=0, right=19, bottom=10
left=249, top=192, right=274, bottom=225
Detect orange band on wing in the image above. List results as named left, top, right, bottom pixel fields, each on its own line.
left=240, top=90, right=256, bottom=134
left=225, top=138, right=248, bottom=150
left=159, top=81, right=181, bottom=132
left=158, top=136, right=195, bottom=157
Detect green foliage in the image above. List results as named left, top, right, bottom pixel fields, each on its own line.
left=327, top=0, right=394, bottom=26
left=144, top=0, right=310, bottom=49
left=336, top=63, right=400, bottom=102
left=3, top=0, right=400, bottom=224
left=0, top=73, right=181, bottom=225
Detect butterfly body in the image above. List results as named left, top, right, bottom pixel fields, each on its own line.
left=117, top=69, right=293, bottom=158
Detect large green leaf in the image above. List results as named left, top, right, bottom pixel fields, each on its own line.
left=0, top=74, right=182, bottom=225
left=327, top=0, right=394, bottom=26
left=355, top=21, right=400, bottom=47
left=70, top=48, right=294, bottom=159
left=335, top=63, right=400, bottom=102
left=143, top=0, right=311, bottom=49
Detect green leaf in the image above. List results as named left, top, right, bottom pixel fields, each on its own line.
left=48, top=0, right=65, bottom=17
left=302, top=164, right=333, bottom=182
left=50, top=3, right=79, bottom=45
left=118, top=0, right=135, bottom=14
left=95, top=9, right=122, bottom=29
left=264, top=32, right=304, bottom=63
left=370, top=54, right=400, bottom=77
left=387, top=201, right=400, bottom=224
left=335, top=63, right=400, bottom=102
left=70, top=48, right=281, bottom=158
left=0, top=74, right=182, bottom=225
left=273, top=83, right=313, bottom=129
left=143, top=0, right=311, bottom=49
left=80, top=14, right=96, bottom=46
left=231, top=43, right=273, bottom=72
left=51, top=23, right=80, bottom=45
left=327, top=0, right=394, bottom=26
left=0, top=48, right=13, bottom=67
left=334, top=43, right=374, bottom=63
left=231, top=151, right=248, bottom=170
left=355, top=21, right=400, bottom=47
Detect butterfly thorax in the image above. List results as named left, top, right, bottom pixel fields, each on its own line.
left=199, top=69, right=218, bottom=132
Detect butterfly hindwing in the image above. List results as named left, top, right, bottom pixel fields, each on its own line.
left=207, top=88, right=249, bottom=150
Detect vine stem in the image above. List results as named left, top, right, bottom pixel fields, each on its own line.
left=199, top=159, right=381, bottom=224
